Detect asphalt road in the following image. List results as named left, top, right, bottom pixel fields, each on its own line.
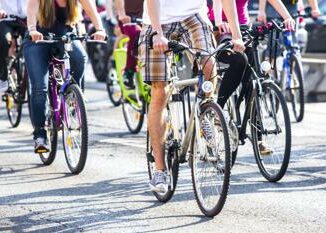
left=0, top=65, right=325, bottom=232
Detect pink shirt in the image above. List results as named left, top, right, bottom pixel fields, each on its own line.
left=222, top=0, right=249, bottom=25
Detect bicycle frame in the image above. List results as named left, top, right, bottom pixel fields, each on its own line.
left=113, top=37, right=150, bottom=106
left=47, top=47, right=77, bottom=130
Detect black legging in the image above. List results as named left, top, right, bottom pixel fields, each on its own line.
left=217, top=50, right=247, bottom=108
left=0, top=21, right=26, bottom=81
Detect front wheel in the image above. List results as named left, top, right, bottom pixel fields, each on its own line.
left=5, top=63, right=22, bottom=128
left=122, top=93, right=145, bottom=134
left=251, top=82, right=291, bottom=182
left=191, top=101, right=231, bottom=217
left=289, top=55, right=304, bottom=122
left=62, top=84, right=88, bottom=174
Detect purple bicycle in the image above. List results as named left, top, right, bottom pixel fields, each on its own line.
left=33, top=33, right=100, bottom=174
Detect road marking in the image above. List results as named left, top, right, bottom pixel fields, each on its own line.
left=99, top=138, right=146, bottom=149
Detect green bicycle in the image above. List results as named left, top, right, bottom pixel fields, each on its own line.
left=106, top=36, right=151, bottom=134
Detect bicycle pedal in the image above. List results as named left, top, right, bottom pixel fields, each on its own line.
left=146, top=152, right=155, bottom=163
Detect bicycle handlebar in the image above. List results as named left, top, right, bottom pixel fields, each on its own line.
left=28, top=33, right=107, bottom=44
left=0, top=15, right=26, bottom=22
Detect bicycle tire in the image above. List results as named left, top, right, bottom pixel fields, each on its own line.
left=6, top=62, right=23, bottom=128
left=106, top=65, right=121, bottom=106
left=62, top=84, right=88, bottom=174
left=147, top=106, right=180, bottom=202
left=122, top=96, right=145, bottom=134
left=191, top=101, right=231, bottom=217
left=39, top=113, right=58, bottom=165
left=251, top=82, right=291, bottom=182
left=289, top=55, right=304, bottom=122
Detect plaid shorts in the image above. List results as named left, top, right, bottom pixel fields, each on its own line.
left=138, top=14, right=216, bottom=83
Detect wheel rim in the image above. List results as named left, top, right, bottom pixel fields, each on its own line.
left=193, top=109, right=227, bottom=212
left=123, top=95, right=143, bottom=131
left=253, top=88, right=287, bottom=176
left=289, top=62, right=302, bottom=119
left=107, top=68, right=121, bottom=102
left=7, top=69, right=20, bottom=124
left=40, top=114, right=55, bottom=160
left=63, top=91, right=82, bottom=169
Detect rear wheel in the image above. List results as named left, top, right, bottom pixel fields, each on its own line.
left=39, top=105, right=57, bottom=165
left=62, top=84, right=88, bottom=174
left=122, top=87, right=145, bottom=134
left=147, top=106, right=179, bottom=202
left=251, top=82, right=291, bottom=182
left=191, top=101, right=231, bottom=217
left=106, top=64, right=121, bottom=106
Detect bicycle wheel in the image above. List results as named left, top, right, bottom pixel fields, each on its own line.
left=122, top=89, right=145, bottom=134
left=5, top=63, right=22, bottom=128
left=39, top=110, right=58, bottom=165
left=289, top=55, right=304, bottom=122
left=191, top=101, right=231, bottom=217
left=62, top=84, right=88, bottom=174
left=147, top=106, right=179, bottom=202
left=251, top=82, right=291, bottom=182
left=106, top=64, right=121, bottom=106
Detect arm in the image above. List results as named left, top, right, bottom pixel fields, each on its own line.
left=267, top=0, right=295, bottom=30
left=26, top=0, right=43, bottom=41
left=212, top=0, right=230, bottom=33
left=147, top=0, right=168, bottom=53
left=106, top=0, right=114, bottom=19
left=257, top=0, right=267, bottom=23
left=115, top=0, right=131, bottom=23
left=80, top=0, right=106, bottom=40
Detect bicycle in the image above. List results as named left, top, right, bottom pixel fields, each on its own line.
left=106, top=18, right=151, bottom=134
left=0, top=15, right=31, bottom=128
left=30, top=32, right=101, bottom=174
left=226, top=24, right=292, bottom=182
left=146, top=37, right=232, bottom=217
left=265, top=8, right=313, bottom=122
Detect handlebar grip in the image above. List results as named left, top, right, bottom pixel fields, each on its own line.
left=148, top=31, right=158, bottom=49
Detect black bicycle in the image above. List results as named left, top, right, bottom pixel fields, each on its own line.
left=0, top=15, right=31, bottom=128
left=226, top=24, right=292, bottom=182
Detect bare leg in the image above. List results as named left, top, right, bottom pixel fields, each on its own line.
left=148, top=81, right=168, bottom=171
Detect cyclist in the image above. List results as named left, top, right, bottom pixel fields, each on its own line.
left=140, top=0, right=245, bottom=193
left=0, top=1, right=27, bottom=93
left=24, top=0, right=106, bottom=153
left=212, top=0, right=295, bottom=155
left=113, top=0, right=144, bottom=88
left=258, top=0, right=321, bottom=23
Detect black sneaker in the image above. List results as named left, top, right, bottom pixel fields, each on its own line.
left=34, top=137, right=50, bottom=154
left=123, top=69, right=135, bottom=89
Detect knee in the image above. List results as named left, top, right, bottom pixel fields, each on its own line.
left=150, top=82, right=167, bottom=108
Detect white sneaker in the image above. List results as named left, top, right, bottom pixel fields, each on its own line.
left=149, top=170, right=169, bottom=193
left=0, top=80, right=8, bottom=93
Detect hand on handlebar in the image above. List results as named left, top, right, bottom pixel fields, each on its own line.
left=311, top=9, right=321, bottom=18
left=118, top=14, right=131, bottom=24
left=29, top=30, right=43, bottom=42
left=0, top=9, right=7, bottom=19
left=283, top=17, right=296, bottom=31
left=153, top=33, right=169, bottom=54
left=91, top=30, right=107, bottom=41
left=232, top=38, right=245, bottom=53
left=257, top=10, right=267, bottom=24
left=215, top=22, right=231, bottom=34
